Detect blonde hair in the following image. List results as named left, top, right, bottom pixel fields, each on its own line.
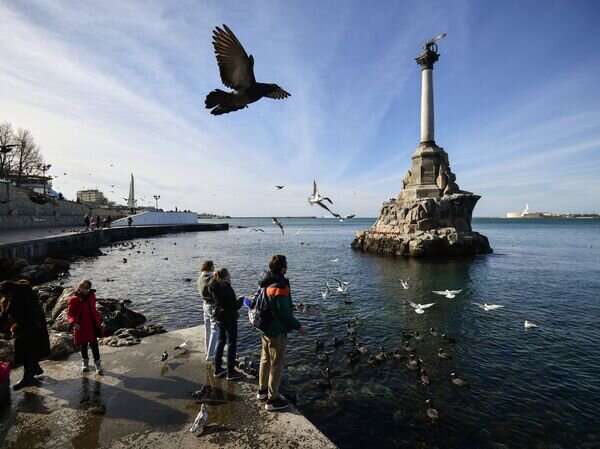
left=77, top=279, right=92, bottom=290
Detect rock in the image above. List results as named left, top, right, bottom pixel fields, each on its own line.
left=43, top=258, right=71, bottom=270
left=18, top=263, right=60, bottom=284
left=51, top=309, right=72, bottom=332
left=11, top=258, right=29, bottom=272
left=51, top=288, right=76, bottom=320
left=33, top=284, right=64, bottom=315
left=96, top=298, right=146, bottom=336
left=0, top=339, right=15, bottom=365
left=48, top=331, right=75, bottom=359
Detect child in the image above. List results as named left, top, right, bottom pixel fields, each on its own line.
left=68, top=280, right=103, bottom=374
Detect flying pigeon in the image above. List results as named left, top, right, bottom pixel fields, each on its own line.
left=189, top=403, right=208, bottom=433
left=205, top=25, right=290, bottom=115
left=272, top=218, right=284, bottom=235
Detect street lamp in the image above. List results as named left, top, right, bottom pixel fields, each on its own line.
left=37, top=163, right=52, bottom=194
left=153, top=194, right=160, bottom=211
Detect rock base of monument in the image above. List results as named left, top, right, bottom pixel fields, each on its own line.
left=351, top=193, right=493, bottom=257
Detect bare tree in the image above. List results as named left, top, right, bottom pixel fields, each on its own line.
left=13, top=128, right=44, bottom=186
left=0, top=121, right=16, bottom=180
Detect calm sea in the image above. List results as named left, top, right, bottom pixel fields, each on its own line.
left=66, top=217, right=600, bottom=449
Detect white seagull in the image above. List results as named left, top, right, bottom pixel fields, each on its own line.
left=308, top=180, right=333, bottom=205
left=189, top=403, right=208, bottom=433
left=174, top=340, right=190, bottom=352
left=399, top=278, right=410, bottom=290
left=432, top=289, right=462, bottom=299
left=272, top=217, right=284, bottom=235
left=407, top=300, right=435, bottom=314
left=473, top=302, right=504, bottom=311
left=295, top=227, right=303, bottom=235
left=329, top=258, right=340, bottom=263
left=524, top=320, right=538, bottom=329
left=322, top=282, right=331, bottom=299
left=333, top=278, right=349, bottom=294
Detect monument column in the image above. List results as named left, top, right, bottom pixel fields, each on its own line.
left=417, top=47, right=439, bottom=144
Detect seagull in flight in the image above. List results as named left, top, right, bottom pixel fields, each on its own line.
left=272, top=218, right=284, bottom=235
left=275, top=185, right=284, bottom=190
left=432, top=289, right=462, bottom=299
left=473, top=303, right=504, bottom=311
left=189, top=403, right=208, bottom=433
left=329, top=258, right=339, bottom=263
left=399, top=278, right=410, bottom=290
left=205, top=25, right=290, bottom=115
left=407, top=300, right=435, bottom=314
left=322, top=282, right=331, bottom=299
left=524, top=320, right=538, bottom=329
left=250, top=228, right=265, bottom=232
left=333, top=278, right=349, bottom=294
left=295, top=227, right=303, bottom=235
left=308, top=180, right=341, bottom=218
left=344, top=214, right=356, bottom=219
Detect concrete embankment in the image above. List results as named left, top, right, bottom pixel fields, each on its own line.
left=0, top=326, right=337, bottom=449
left=0, top=223, right=228, bottom=261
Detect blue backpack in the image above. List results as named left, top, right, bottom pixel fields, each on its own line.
left=248, top=287, right=273, bottom=331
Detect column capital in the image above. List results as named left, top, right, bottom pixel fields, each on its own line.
left=416, top=48, right=439, bottom=70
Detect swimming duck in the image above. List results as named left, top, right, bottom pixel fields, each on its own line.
left=315, top=377, right=333, bottom=390
left=406, top=355, right=420, bottom=370
left=346, top=351, right=359, bottom=365
left=442, top=334, right=456, bottom=344
left=404, top=341, right=416, bottom=354
left=316, top=352, right=329, bottom=363
left=332, top=337, right=344, bottom=347
left=420, top=369, right=430, bottom=385
left=425, top=399, right=439, bottom=423
left=450, top=372, right=469, bottom=387
left=367, top=355, right=380, bottom=365
left=393, top=348, right=406, bottom=360
left=355, top=343, right=368, bottom=354
left=402, top=331, right=414, bottom=340
left=438, top=348, right=452, bottom=360
left=430, top=328, right=439, bottom=337
left=374, top=347, right=387, bottom=362
left=414, top=331, right=424, bottom=342
left=315, top=339, right=325, bottom=351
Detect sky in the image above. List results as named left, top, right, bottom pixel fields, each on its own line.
left=1, top=0, right=599, bottom=217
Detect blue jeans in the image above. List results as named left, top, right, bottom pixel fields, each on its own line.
left=203, top=302, right=219, bottom=360
left=214, top=320, right=238, bottom=375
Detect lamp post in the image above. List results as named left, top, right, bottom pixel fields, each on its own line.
left=37, top=163, right=52, bottom=194
left=153, top=194, right=160, bottom=211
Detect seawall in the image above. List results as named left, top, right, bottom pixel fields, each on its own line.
left=0, top=223, right=228, bottom=261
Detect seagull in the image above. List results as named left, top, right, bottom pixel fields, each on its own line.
left=205, top=25, right=290, bottom=115
left=425, top=399, right=439, bottom=423
left=322, top=282, right=331, bottom=299
left=308, top=180, right=333, bottom=205
left=344, top=214, right=356, bottom=219
left=295, top=227, right=303, bottom=235
left=272, top=218, right=284, bottom=235
left=161, top=350, right=168, bottom=362
left=275, top=185, right=284, bottom=190
left=524, top=320, right=538, bottom=329
left=333, top=278, right=349, bottom=294
left=174, top=340, right=190, bottom=352
left=473, top=302, right=504, bottom=311
left=189, top=403, right=208, bottom=433
left=250, top=228, right=265, bottom=232
left=329, top=258, right=339, bottom=263
left=407, top=300, right=435, bottom=314
left=399, top=278, right=410, bottom=289
left=432, top=289, right=462, bottom=299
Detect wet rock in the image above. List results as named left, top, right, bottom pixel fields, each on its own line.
left=0, top=339, right=15, bottom=365
left=97, top=298, right=146, bottom=336
left=18, top=263, right=60, bottom=284
left=43, top=258, right=71, bottom=270
left=50, top=288, right=76, bottom=321
left=48, top=331, right=75, bottom=359
left=51, top=309, right=72, bottom=332
left=33, top=284, right=64, bottom=315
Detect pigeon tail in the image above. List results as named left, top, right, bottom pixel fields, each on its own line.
left=205, top=89, right=246, bottom=115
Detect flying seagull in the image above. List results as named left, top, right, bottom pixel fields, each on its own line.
left=399, top=278, right=410, bottom=290
left=205, top=25, right=290, bottom=115
left=344, top=214, right=356, bottom=219
left=333, top=278, right=349, bottom=294
left=189, top=403, right=208, bottom=433
left=473, top=303, right=504, bottom=311
left=308, top=180, right=333, bottom=205
left=407, top=300, right=435, bottom=314
left=322, top=282, right=331, bottom=299
left=432, top=289, right=462, bottom=299
left=272, top=217, right=284, bottom=235
left=250, top=228, right=265, bottom=232
left=275, top=185, right=284, bottom=190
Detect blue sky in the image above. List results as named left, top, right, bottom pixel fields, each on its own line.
left=1, top=0, right=599, bottom=217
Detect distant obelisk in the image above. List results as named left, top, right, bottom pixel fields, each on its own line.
left=352, top=34, right=492, bottom=257
left=127, top=174, right=135, bottom=209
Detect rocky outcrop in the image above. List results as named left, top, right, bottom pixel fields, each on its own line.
left=48, top=332, right=75, bottom=359
left=0, top=257, right=71, bottom=284
left=99, top=325, right=166, bottom=347
left=97, top=298, right=147, bottom=336
left=352, top=194, right=492, bottom=257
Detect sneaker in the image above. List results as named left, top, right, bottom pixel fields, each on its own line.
left=265, top=396, right=290, bottom=411
left=94, top=360, right=103, bottom=375
left=214, top=369, right=227, bottom=378
left=226, top=370, right=244, bottom=381
left=256, top=389, right=268, bottom=401
left=81, top=359, right=90, bottom=373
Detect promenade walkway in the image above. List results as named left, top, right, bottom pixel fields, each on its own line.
left=0, top=226, right=81, bottom=246
left=0, top=326, right=337, bottom=449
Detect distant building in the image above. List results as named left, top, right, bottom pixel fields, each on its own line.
left=3, top=172, right=54, bottom=195
left=76, top=189, right=108, bottom=206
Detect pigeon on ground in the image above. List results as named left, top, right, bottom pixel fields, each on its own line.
left=272, top=218, right=284, bottom=235
left=205, top=25, right=290, bottom=115
left=189, top=403, right=208, bottom=433
left=161, top=350, right=168, bottom=362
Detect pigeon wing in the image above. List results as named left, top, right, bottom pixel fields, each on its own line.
left=407, top=300, right=418, bottom=309
left=212, top=25, right=255, bottom=90
left=264, top=85, right=291, bottom=99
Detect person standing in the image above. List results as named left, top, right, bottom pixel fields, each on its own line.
left=84, top=214, right=90, bottom=231
left=67, top=280, right=104, bottom=375
left=96, top=215, right=102, bottom=229
left=197, top=260, right=219, bottom=363
left=208, top=268, right=243, bottom=380
left=0, top=280, right=51, bottom=390
left=106, top=215, right=112, bottom=228
left=257, top=255, right=307, bottom=411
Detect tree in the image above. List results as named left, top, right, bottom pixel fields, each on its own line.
left=13, top=128, right=44, bottom=186
left=0, top=121, right=16, bottom=180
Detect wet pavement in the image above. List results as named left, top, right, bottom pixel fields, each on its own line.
left=0, top=326, right=337, bottom=449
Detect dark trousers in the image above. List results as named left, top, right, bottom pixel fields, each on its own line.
left=81, top=341, right=100, bottom=361
left=215, top=320, right=238, bottom=375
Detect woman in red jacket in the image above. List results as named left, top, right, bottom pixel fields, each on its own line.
left=68, top=279, right=103, bottom=374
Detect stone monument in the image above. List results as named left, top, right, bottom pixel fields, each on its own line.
left=352, top=34, right=492, bottom=257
